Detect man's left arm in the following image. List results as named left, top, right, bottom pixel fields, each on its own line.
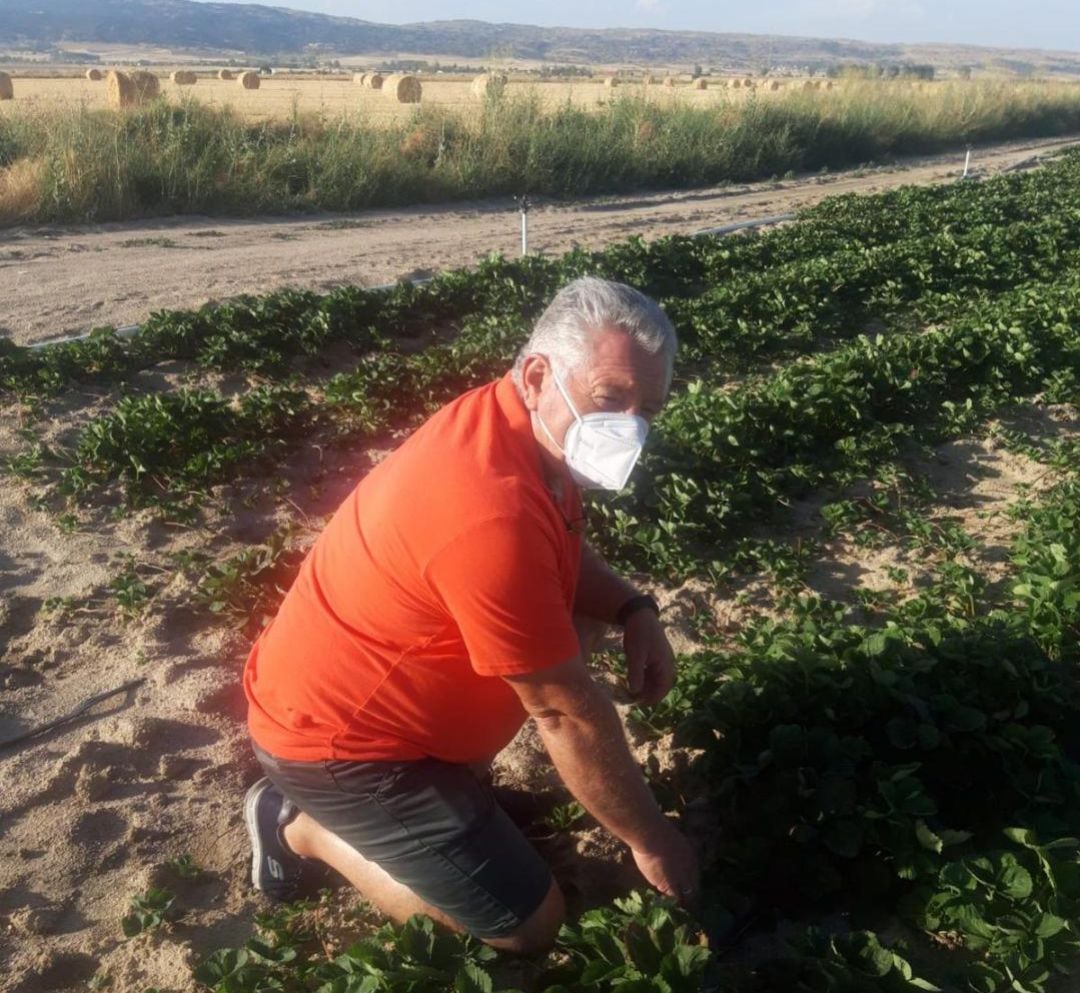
left=574, top=542, right=676, bottom=706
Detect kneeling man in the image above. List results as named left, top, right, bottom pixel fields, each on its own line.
left=242, top=276, right=699, bottom=955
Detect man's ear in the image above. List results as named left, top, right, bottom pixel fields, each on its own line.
left=519, top=354, right=548, bottom=412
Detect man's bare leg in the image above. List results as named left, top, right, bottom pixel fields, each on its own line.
left=282, top=812, right=565, bottom=954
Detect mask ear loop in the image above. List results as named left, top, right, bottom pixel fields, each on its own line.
left=535, top=359, right=581, bottom=454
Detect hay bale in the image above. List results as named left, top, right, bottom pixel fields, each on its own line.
left=662, top=76, right=675, bottom=88
left=743, top=78, right=754, bottom=88
left=218, top=69, right=235, bottom=80
left=471, top=73, right=507, bottom=99
left=170, top=70, right=198, bottom=86
left=604, top=76, right=619, bottom=89
left=825, top=80, right=834, bottom=90
left=106, top=70, right=137, bottom=107
left=643, top=74, right=657, bottom=85
left=130, top=71, right=160, bottom=101
left=104, top=69, right=160, bottom=106
left=731, top=78, right=741, bottom=89
left=85, top=68, right=103, bottom=82
left=364, top=73, right=384, bottom=90
left=238, top=71, right=261, bottom=90
left=384, top=74, right=421, bottom=103
left=0, top=72, right=12, bottom=101
left=354, top=72, right=368, bottom=86
left=692, top=78, right=708, bottom=90
left=769, top=80, right=782, bottom=90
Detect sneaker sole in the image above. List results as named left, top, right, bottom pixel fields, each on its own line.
left=243, top=779, right=269, bottom=891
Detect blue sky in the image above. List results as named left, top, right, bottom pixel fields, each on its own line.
left=227, top=0, right=1079, bottom=52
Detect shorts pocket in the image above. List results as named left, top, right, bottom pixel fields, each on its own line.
left=323, top=760, right=397, bottom=800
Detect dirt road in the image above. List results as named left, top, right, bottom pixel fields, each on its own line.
left=2, top=134, right=1078, bottom=347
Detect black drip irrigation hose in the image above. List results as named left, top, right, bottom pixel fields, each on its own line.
left=0, top=678, right=146, bottom=753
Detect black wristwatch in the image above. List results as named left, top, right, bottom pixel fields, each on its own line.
left=615, top=593, right=660, bottom=627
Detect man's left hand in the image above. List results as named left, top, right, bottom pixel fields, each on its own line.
left=623, top=609, right=676, bottom=706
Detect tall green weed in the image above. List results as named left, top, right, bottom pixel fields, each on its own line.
left=3, top=81, right=1080, bottom=224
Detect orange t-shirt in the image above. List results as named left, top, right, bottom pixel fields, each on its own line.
left=244, top=372, right=583, bottom=764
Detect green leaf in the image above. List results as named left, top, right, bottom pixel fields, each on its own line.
left=916, top=820, right=944, bottom=854
left=849, top=932, right=894, bottom=977
left=999, top=863, right=1034, bottom=900
left=1004, top=827, right=1038, bottom=848
left=624, top=922, right=663, bottom=975
left=454, top=963, right=494, bottom=993
left=1035, top=913, right=1068, bottom=938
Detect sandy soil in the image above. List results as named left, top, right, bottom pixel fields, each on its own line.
left=1, top=349, right=1073, bottom=993
left=3, top=134, right=1078, bottom=348
left=1, top=144, right=1078, bottom=993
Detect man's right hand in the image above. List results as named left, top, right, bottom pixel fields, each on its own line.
left=631, top=824, right=701, bottom=911
left=504, top=656, right=702, bottom=911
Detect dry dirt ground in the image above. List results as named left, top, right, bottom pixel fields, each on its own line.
left=2, top=134, right=1078, bottom=347
left=1, top=146, right=1078, bottom=993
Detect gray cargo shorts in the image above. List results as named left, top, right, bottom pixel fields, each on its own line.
left=252, top=741, right=554, bottom=938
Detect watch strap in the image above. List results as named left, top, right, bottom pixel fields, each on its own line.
left=615, top=593, right=660, bottom=627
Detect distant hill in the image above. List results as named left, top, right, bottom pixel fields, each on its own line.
left=3, top=0, right=1080, bottom=76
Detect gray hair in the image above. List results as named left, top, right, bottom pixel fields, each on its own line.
left=511, top=277, right=677, bottom=393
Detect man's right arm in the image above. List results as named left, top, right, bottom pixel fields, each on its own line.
left=503, top=657, right=699, bottom=907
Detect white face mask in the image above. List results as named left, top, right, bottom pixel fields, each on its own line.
left=536, top=366, right=650, bottom=491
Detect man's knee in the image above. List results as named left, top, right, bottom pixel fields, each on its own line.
left=485, top=879, right=565, bottom=955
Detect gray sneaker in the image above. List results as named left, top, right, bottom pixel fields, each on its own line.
left=244, top=778, right=310, bottom=902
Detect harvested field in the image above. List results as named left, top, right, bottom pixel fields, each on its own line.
left=6, top=73, right=1076, bottom=124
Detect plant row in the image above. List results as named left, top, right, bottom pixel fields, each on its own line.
left=4, top=150, right=1080, bottom=396
left=593, top=275, right=1080, bottom=576
left=665, top=468, right=1080, bottom=993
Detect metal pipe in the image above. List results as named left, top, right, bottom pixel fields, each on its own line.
left=692, top=213, right=796, bottom=237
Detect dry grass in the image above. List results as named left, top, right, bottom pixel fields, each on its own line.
left=4, top=78, right=1080, bottom=224
left=471, top=73, right=507, bottom=100
left=0, top=72, right=915, bottom=124
left=0, top=157, right=44, bottom=223
left=1, top=75, right=1078, bottom=143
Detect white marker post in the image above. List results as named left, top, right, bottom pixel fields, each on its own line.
left=515, top=195, right=531, bottom=255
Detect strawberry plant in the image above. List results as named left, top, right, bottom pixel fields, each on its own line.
left=121, top=887, right=181, bottom=937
